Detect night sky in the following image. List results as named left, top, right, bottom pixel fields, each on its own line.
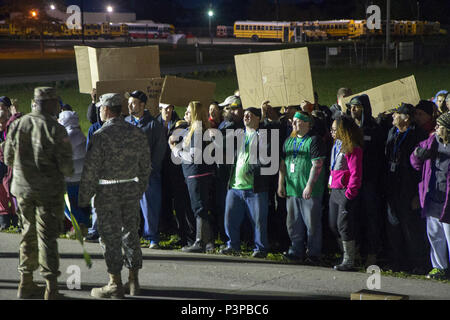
left=0, top=1, right=448, bottom=27
left=62, top=0, right=450, bottom=27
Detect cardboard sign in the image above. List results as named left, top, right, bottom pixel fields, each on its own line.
left=96, top=78, right=164, bottom=117
left=74, top=45, right=160, bottom=94
left=343, top=75, right=420, bottom=117
left=234, top=47, right=314, bottom=108
left=159, top=76, right=216, bottom=108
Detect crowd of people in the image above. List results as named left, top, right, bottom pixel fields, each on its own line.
left=1, top=84, right=449, bottom=299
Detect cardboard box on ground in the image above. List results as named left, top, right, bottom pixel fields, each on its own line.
left=343, top=75, right=421, bottom=117
left=234, top=47, right=314, bottom=109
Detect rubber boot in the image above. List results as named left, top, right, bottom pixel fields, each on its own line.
left=182, top=217, right=207, bottom=253
left=44, top=277, right=63, bottom=300
left=91, top=273, right=124, bottom=299
left=124, top=269, right=140, bottom=296
left=203, top=218, right=215, bottom=253
left=17, top=273, right=42, bottom=299
left=334, top=240, right=355, bottom=271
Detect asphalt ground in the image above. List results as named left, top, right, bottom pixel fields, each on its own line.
left=1, top=232, right=449, bottom=302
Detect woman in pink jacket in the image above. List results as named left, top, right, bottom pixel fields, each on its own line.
left=329, top=116, right=363, bottom=271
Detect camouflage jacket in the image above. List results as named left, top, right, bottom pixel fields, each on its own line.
left=4, top=110, right=74, bottom=199
left=78, top=117, right=151, bottom=208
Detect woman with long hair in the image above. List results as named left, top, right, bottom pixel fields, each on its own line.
left=169, top=101, right=215, bottom=253
left=328, top=115, right=363, bottom=271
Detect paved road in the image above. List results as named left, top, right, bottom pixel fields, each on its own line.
left=0, top=63, right=235, bottom=86
left=1, top=232, right=449, bottom=301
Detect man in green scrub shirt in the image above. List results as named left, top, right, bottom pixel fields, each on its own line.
left=278, top=111, right=326, bottom=264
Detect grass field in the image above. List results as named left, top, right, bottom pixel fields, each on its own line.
left=1, top=63, right=449, bottom=135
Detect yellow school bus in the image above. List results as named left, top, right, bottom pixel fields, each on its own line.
left=412, top=21, right=424, bottom=36
left=392, top=20, right=406, bottom=36
left=0, top=22, right=9, bottom=37
left=348, top=20, right=367, bottom=38
left=297, top=21, right=328, bottom=41
left=113, top=23, right=128, bottom=37
left=71, top=23, right=101, bottom=38
left=318, top=20, right=350, bottom=38
left=233, top=21, right=296, bottom=42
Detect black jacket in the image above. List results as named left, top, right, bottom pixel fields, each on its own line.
left=385, top=124, right=428, bottom=201
left=226, top=121, right=277, bottom=194
left=357, top=94, right=387, bottom=185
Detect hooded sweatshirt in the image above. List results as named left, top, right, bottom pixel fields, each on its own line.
left=354, top=94, right=387, bottom=185
left=58, top=111, right=87, bottom=183
left=433, top=90, right=448, bottom=112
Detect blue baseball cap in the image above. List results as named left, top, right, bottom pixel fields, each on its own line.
left=0, top=96, right=11, bottom=107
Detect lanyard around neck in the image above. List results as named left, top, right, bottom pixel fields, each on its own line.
left=293, top=135, right=307, bottom=158
left=331, top=140, right=342, bottom=170
left=393, top=127, right=410, bottom=159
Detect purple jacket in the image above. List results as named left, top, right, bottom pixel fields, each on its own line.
left=410, top=134, right=450, bottom=223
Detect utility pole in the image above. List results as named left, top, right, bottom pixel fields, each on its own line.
left=417, top=1, right=420, bottom=20
left=208, top=4, right=214, bottom=45
left=385, top=0, right=390, bottom=63
left=81, top=0, right=85, bottom=44
left=275, top=0, right=279, bottom=20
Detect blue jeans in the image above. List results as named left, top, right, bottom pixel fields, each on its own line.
left=141, top=171, right=162, bottom=243
left=64, top=183, right=90, bottom=227
left=286, top=195, right=323, bottom=258
left=224, top=189, right=269, bottom=252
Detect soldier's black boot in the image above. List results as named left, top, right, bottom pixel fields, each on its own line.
left=17, top=273, right=42, bottom=299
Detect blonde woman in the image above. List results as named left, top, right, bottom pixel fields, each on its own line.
left=169, top=101, right=215, bottom=253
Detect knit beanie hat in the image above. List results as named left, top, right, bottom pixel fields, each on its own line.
left=437, top=112, right=450, bottom=130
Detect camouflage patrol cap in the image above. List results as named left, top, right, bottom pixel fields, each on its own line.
left=95, top=93, right=122, bottom=108
left=34, top=87, right=58, bottom=101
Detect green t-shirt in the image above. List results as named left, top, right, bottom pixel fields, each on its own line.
left=230, top=131, right=256, bottom=190
left=282, top=134, right=326, bottom=198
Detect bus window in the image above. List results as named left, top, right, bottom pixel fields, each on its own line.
left=236, top=25, right=240, bottom=30
left=270, top=26, right=273, bottom=30
left=245, top=25, right=248, bottom=30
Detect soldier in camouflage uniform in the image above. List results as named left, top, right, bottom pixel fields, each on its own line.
left=78, top=93, right=151, bottom=299
left=4, top=87, right=74, bottom=300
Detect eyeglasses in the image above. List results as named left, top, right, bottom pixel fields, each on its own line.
left=330, top=128, right=337, bottom=133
